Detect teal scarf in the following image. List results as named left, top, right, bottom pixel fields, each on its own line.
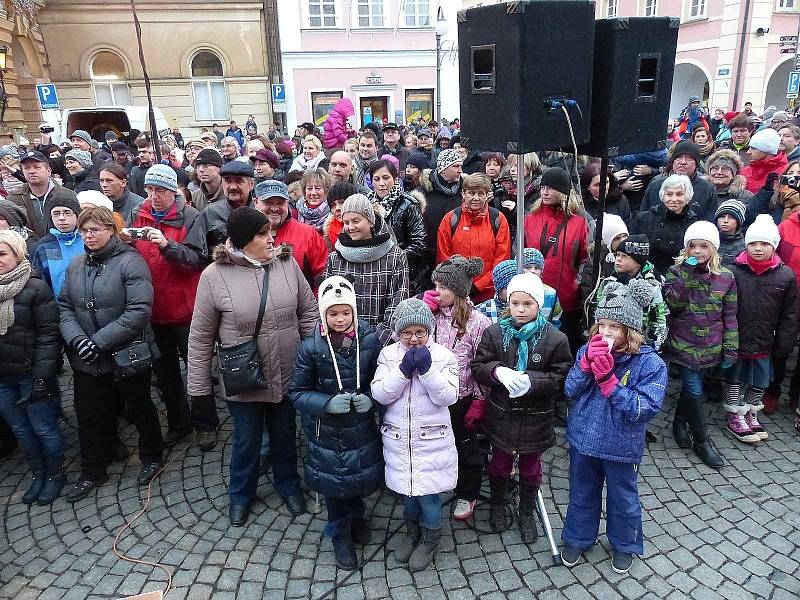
left=499, top=314, right=549, bottom=371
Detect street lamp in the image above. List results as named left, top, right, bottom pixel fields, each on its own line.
left=0, top=46, right=8, bottom=124
left=435, top=7, right=449, bottom=124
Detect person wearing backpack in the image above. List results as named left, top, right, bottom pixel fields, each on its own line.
left=436, top=173, right=511, bottom=302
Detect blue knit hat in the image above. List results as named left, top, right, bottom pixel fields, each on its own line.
left=492, top=260, right=519, bottom=292
left=522, top=248, right=545, bottom=272
left=144, top=164, right=178, bottom=193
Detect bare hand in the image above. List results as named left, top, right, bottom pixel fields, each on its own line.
left=633, top=165, right=652, bottom=177
left=118, top=229, right=134, bottom=244
left=620, top=178, right=644, bottom=192
left=146, top=228, right=168, bottom=248
left=614, top=169, right=631, bottom=181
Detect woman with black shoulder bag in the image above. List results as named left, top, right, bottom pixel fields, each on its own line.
left=59, top=207, right=163, bottom=502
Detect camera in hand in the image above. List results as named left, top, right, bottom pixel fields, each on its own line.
left=127, top=227, right=149, bottom=240
left=781, top=174, right=800, bottom=190
left=39, top=125, right=55, bottom=133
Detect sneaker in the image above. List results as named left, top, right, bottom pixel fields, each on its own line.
left=560, top=545, right=582, bottom=567
left=794, top=412, right=800, bottom=434
left=762, top=391, right=779, bottom=415
left=453, top=498, right=476, bottom=520
left=611, top=550, right=634, bottom=574
left=726, top=412, right=760, bottom=444
left=744, top=411, right=768, bottom=441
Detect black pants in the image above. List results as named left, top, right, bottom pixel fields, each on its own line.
left=73, top=370, right=163, bottom=480
left=152, top=324, right=192, bottom=433
left=450, top=397, right=484, bottom=502
left=559, top=309, right=584, bottom=357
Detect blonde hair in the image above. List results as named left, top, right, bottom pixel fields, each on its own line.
left=344, top=138, right=358, bottom=150
left=300, top=167, right=332, bottom=193
left=674, top=244, right=722, bottom=275
left=530, top=188, right=582, bottom=217
left=0, top=229, right=27, bottom=262
left=507, top=152, right=542, bottom=177
left=302, top=134, right=322, bottom=151
left=588, top=322, right=644, bottom=354
left=449, top=296, right=473, bottom=337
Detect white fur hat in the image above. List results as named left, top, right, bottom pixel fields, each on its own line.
left=506, top=272, right=545, bottom=309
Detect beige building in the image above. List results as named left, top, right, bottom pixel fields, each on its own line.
left=3, top=0, right=277, bottom=139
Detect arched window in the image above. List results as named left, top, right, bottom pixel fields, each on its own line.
left=90, top=51, right=132, bottom=106
left=191, top=51, right=228, bottom=121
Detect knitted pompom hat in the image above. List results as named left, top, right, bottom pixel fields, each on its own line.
left=595, top=279, right=654, bottom=333
left=432, top=254, right=484, bottom=298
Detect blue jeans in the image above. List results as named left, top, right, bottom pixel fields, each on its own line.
left=260, top=429, right=270, bottom=458
left=226, top=399, right=300, bottom=506
left=680, top=366, right=706, bottom=396
left=325, top=495, right=366, bottom=537
left=0, top=375, right=64, bottom=472
left=562, top=447, right=644, bottom=555
left=403, top=493, right=442, bottom=529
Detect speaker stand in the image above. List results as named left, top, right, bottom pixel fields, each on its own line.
left=515, top=152, right=526, bottom=270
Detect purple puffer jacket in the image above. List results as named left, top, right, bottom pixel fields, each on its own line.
left=371, top=340, right=459, bottom=497
left=433, top=306, right=491, bottom=400
left=323, top=98, right=355, bottom=149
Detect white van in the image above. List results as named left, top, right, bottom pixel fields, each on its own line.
left=58, top=106, right=170, bottom=144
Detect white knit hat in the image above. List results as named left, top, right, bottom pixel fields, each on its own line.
left=77, top=190, right=114, bottom=212
left=749, top=128, right=781, bottom=156
left=601, top=213, right=629, bottom=249
left=318, top=275, right=358, bottom=334
left=745, top=214, right=781, bottom=248
left=506, top=272, right=545, bottom=309
left=684, top=220, right=720, bottom=250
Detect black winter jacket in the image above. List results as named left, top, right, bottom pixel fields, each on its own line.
left=58, top=237, right=157, bottom=376
left=729, top=260, right=798, bottom=357
left=471, top=323, right=572, bottom=455
left=66, top=169, right=101, bottom=194
left=288, top=322, right=383, bottom=499
left=417, top=169, right=462, bottom=263
left=630, top=205, right=699, bottom=279
left=377, top=191, right=427, bottom=293
left=582, top=191, right=632, bottom=226
left=0, top=273, right=60, bottom=379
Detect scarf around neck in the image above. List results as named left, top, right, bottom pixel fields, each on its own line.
left=296, top=197, right=330, bottom=231
left=334, top=215, right=394, bottom=263
left=0, top=259, right=32, bottom=335
left=50, top=227, right=81, bottom=245
left=431, top=171, right=461, bottom=196
left=499, top=314, right=549, bottom=371
left=370, top=180, right=403, bottom=214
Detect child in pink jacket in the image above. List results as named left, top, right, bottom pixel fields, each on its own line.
left=372, top=298, right=459, bottom=572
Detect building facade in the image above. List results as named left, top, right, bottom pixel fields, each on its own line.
left=34, top=0, right=275, bottom=138
left=276, top=0, right=459, bottom=133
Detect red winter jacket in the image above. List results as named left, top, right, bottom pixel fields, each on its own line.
left=273, top=217, right=329, bottom=290
left=523, top=204, right=589, bottom=312
left=779, top=212, right=800, bottom=316
left=132, top=198, right=202, bottom=325
left=742, top=153, right=789, bottom=194
left=437, top=204, right=511, bottom=302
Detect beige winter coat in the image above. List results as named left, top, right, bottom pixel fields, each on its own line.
left=187, top=242, right=319, bottom=403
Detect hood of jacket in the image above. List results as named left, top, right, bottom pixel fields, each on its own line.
left=715, top=174, right=747, bottom=197
left=419, top=168, right=464, bottom=196
left=212, top=238, right=293, bottom=266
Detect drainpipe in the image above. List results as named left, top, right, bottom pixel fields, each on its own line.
left=731, top=0, right=753, bottom=111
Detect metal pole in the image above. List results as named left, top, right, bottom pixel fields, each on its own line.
left=515, top=152, right=525, bottom=270
left=590, top=157, right=610, bottom=291
left=435, top=33, right=441, bottom=123
left=130, top=0, right=161, bottom=162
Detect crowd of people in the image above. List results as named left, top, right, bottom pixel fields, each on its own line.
left=1, top=98, right=799, bottom=576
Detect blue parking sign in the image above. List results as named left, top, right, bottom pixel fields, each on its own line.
left=272, top=84, right=285, bottom=103
left=36, top=84, right=59, bottom=110
left=788, top=71, right=800, bottom=97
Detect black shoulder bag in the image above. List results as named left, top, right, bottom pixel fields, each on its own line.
left=217, top=268, right=271, bottom=396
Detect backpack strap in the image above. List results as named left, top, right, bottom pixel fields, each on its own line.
left=449, top=206, right=463, bottom=237
left=450, top=205, right=501, bottom=237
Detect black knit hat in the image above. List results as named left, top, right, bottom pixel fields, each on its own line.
left=670, top=140, right=701, bottom=167
left=227, top=206, right=268, bottom=250
left=0, top=199, right=27, bottom=228
left=407, top=151, right=430, bottom=171
left=617, top=234, right=650, bottom=267
left=44, top=193, right=82, bottom=220
left=194, top=148, right=224, bottom=168
left=540, top=167, right=572, bottom=195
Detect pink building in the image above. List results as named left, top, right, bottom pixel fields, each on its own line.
left=276, top=0, right=459, bottom=133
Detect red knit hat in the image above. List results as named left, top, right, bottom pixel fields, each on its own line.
left=724, top=111, right=739, bottom=122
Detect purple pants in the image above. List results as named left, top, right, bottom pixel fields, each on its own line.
left=488, top=448, right=543, bottom=487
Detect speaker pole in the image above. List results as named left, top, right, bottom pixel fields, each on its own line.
left=516, top=151, right=525, bottom=270
left=591, top=156, right=610, bottom=285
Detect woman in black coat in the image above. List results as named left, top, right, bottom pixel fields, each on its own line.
left=59, top=206, right=163, bottom=502
left=288, top=276, right=383, bottom=570
left=0, top=229, right=64, bottom=505
left=580, top=161, right=632, bottom=225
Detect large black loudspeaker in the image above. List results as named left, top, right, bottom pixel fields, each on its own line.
left=457, top=1, right=595, bottom=154
left=579, top=17, right=679, bottom=158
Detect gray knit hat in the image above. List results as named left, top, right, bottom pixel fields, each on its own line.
left=144, top=164, right=178, bottom=193
left=341, top=193, right=375, bottom=225
left=432, top=254, right=483, bottom=298
left=64, top=149, right=92, bottom=171
left=594, top=279, right=654, bottom=334
left=393, top=298, right=435, bottom=335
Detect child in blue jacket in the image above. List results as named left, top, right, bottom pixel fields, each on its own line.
left=561, top=279, right=668, bottom=575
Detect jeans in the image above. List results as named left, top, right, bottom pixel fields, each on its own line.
left=0, top=375, right=64, bottom=472
left=403, top=493, right=442, bottom=529
left=488, top=448, right=543, bottom=488
left=226, top=399, right=301, bottom=505
left=152, top=324, right=191, bottom=433
left=260, top=430, right=270, bottom=458
left=680, top=366, right=705, bottom=396
left=325, top=495, right=366, bottom=537
left=73, top=370, right=163, bottom=480
left=561, top=447, right=644, bottom=555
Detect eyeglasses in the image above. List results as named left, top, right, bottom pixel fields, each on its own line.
left=399, top=331, right=428, bottom=340
left=51, top=210, right=75, bottom=218
left=80, top=226, right=109, bottom=236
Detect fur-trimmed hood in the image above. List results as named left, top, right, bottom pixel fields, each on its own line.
left=418, top=168, right=466, bottom=194
left=212, top=239, right=294, bottom=265
left=707, top=148, right=744, bottom=176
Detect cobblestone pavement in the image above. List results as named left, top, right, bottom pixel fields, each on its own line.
left=2, top=374, right=800, bottom=600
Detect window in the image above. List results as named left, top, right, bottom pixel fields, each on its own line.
left=90, top=51, right=132, bottom=106
left=405, top=89, right=434, bottom=124
left=311, top=91, right=343, bottom=126
left=688, top=0, right=707, bottom=18
left=191, top=51, right=228, bottom=121
left=642, top=0, right=657, bottom=16
left=309, top=0, right=336, bottom=27
left=404, top=0, right=430, bottom=26
left=778, top=0, right=796, bottom=9
left=357, top=0, right=384, bottom=27
left=606, top=0, right=618, bottom=17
